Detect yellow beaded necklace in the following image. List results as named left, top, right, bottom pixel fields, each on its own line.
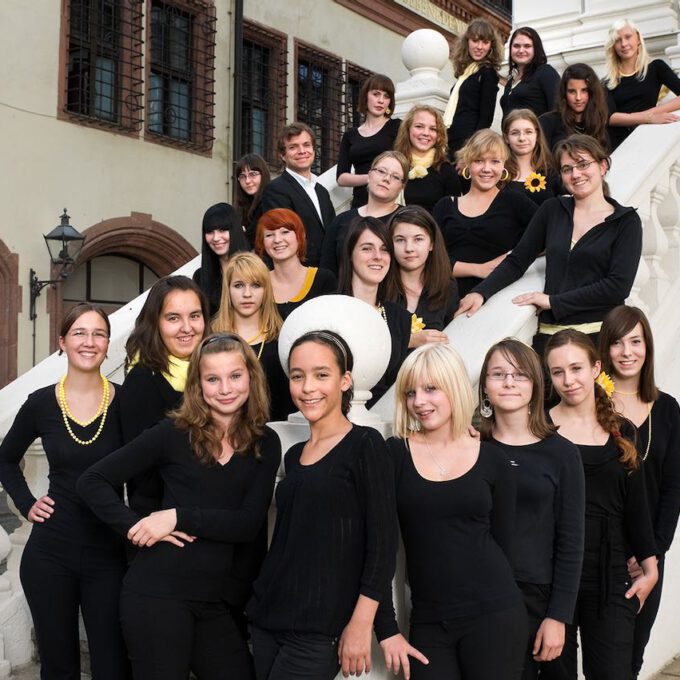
left=58, top=373, right=110, bottom=446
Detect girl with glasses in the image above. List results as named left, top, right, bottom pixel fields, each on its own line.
left=235, top=154, right=271, bottom=247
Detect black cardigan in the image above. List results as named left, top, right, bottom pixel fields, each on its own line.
left=473, top=196, right=642, bottom=325
left=501, top=63, right=561, bottom=119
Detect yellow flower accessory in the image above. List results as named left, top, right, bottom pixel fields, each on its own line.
left=596, top=371, right=615, bottom=398
left=525, top=171, right=547, bottom=193
left=411, top=314, right=426, bottom=334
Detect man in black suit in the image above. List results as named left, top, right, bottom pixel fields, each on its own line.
left=261, top=122, right=336, bottom=266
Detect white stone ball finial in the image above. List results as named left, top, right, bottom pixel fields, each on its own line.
left=401, top=28, right=450, bottom=74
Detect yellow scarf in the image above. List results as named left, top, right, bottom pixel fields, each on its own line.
left=127, top=352, right=190, bottom=392
left=443, top=62, right=480, bottom=127
left=408, top=149, right=436, bottom=180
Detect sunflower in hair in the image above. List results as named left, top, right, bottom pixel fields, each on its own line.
left=525, top=171, right=547, bottom=193
left=596, top=371, right=615, bottom=398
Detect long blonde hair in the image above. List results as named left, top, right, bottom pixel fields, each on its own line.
left=393, top=105, right=449, bottom=169
left=213, top=252, right=282, bottom=339
left=172, top=333, right=270, bottom=462
left=604, top=18, right=650, bottom=89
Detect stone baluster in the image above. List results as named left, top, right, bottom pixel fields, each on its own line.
left=638, top=184, right=671, bottom=311
left=659, top=161, right=680, bottom=277
left=629, top=194, right=652, bottom=315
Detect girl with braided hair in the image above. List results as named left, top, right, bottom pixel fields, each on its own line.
left=543, top=329, right=657, bottom=680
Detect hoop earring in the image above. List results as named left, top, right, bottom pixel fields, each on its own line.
left=480, top=396, right=493, bottom=419
left=385, top=108, right=392, bottom=116
left=462, top=167, right=471, bottom=180
left=501, top=168, right=510, bottom=182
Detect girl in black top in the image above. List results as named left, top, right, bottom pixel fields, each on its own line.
left=337, top=73, right=401, bottom=208
left=539, top=64, right=610, bottom=151
left=599, top=306, right=680, bottom=679
left=385, top=205, right=458, bottom=348
left=458, top=135, right=643, bottom=358
left=79, top=333, right=281, bottom=680
left=321, top=150, right=407, bottom=277
left=545, top=329, right=658, bottom=680
left=0, top=304, right=129, bottom=679
left=193, top=202, right=251, bottom=315
left=235, top=154, right=271, bottom=246
left=120, top=276, right=208, bottom=515
left=393, top=105, right=462, bottom=213
left=377, top=343, right=527, bottom=680
left=255, top=208, right=336, bottom=320
left=247, top=330, right=398, bottom=680
left=501, top=27, right=560, bottom=119
left=478, top=338, right=585, bottom=679
left=604, top=19, right=680, bottom=150
left=504, top=108, right=563, bottom=206
left=213, top=252, right=294, bottom=421
left=434, top=129, right=537, bottom=297
left=337, top=217, right=411, bottom=408
left=443, top=18, right=502, bottom=156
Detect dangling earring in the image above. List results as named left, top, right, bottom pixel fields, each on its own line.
left=480, top=395, right=493, bottom=418
left=385, top=108, right=392, bottom=116
left=462, top=167, right=471, bottom=180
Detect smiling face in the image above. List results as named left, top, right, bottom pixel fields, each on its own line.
left=406, top=380, right=453, bottom=435
left=469, top=151, right=505, bottom=191
left=409, top=111, right=438, bottom=153
left=262, top=226, right=300, bottom=264
left=614, top=26, right=640, bottom=62
left=505, top=118, right=537, bottom=158
left=468, top=37, right=492, bottom=62
left=559, top=150, right=607, bottom=199
left=58, top=310, right=110, bottom=372
left=158, top=290, right=205, bottom=359
left=366, top=88, right=391, bottom=117
left=237, top=166, right=262, bottom=196
left=367, top=156, right=405, bottom=203
left=281, top=131, right=315, bottom=175
left=483, top=350, right=533, bottom=415
left=511, top=33, right=534, bottom=68
left=392, top=222, right=432, bottom=274
left=351, top=228, right=390, bottom=287
left=229, top=277, right=265, bottom=320
left=565, top=79, right=590, bottom=116
left=547, top=343, right=600, bottom=407
left=609, top=322, right=647, bottom=382
left=205, top=228, right=230, bottom=259
left=200, top=350, right=250, bottom=423
left=289, top=341, right=351, bottom=424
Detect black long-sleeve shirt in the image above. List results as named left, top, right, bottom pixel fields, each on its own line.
left=391, top=280, right=459, bottom=333
left=638, top=392, right=680, bottom=554
left=433, top=190, right=538, bottom=297
left=504, top=173, right=564, bottom=207
left=473, top=196, right=642, bottom=325
left=0, top=385, right=125, bottom=553
left=490, top=434, right=585, bottom=623
left=336, top=118, right=402, bottom=208
left=405, top=162, right=462, bottom=214
left=384, top=438, right=521, bottom=625
left=447, top=66, right=499, bottom=154
left=247, top=425, right=397, bottom=636
left=500, top=63, right=561, bottom=119
left=77, top=419, right=281, bottom=602
left=605, top=60, right=680, bottom=150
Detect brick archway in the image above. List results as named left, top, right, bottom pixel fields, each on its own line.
left=0, top=240, right=20, bottom=387
left=48, top=212, right=198, bottom=352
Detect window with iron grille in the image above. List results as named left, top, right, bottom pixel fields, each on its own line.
left=241, top=22, right=287, bottom=167
left=296, top=43, right=344, bottom=175
left=147, top=0, right=216, bottom=151
left=63, top=0, right=144, bottom=131
left=346, top=63, right=372, bottom=130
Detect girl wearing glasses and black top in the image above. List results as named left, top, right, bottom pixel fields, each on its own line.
left=457, top=135, right=642, bottom=357
left=478, top=339, right=585, bottom=679
left=235, top=154, right=271, bottom=246
left=79, top=333, right=281, bottom=680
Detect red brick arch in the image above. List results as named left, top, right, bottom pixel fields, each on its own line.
left=48, top=212, right=198, bottom=352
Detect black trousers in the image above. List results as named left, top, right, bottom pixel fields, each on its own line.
left=408, top=601, right=528, bottom=680
left=250, top=626, right=339, bottom=680
left=120, top=589, right=254, bottom=680
left=541, top=586, right=639, bottom=680
left=20, top=539, right=130, bottom=680
left=631, top=555, right=665, bottom=679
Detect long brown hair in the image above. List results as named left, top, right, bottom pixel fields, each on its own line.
left=393, top=105, right=449, bottom=169
left=599, top=305, right=659, bottom=404
left=502, top=108, right=553, bottom=180
left=478, top=338, right=555, bottom=440
left=451, top=18, right=503, bottom=76
left=235, top=154, right=271, bottom=225
left=172, top=333, right=269, bottom=463
left=545, top=329, right=639, bottom=470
